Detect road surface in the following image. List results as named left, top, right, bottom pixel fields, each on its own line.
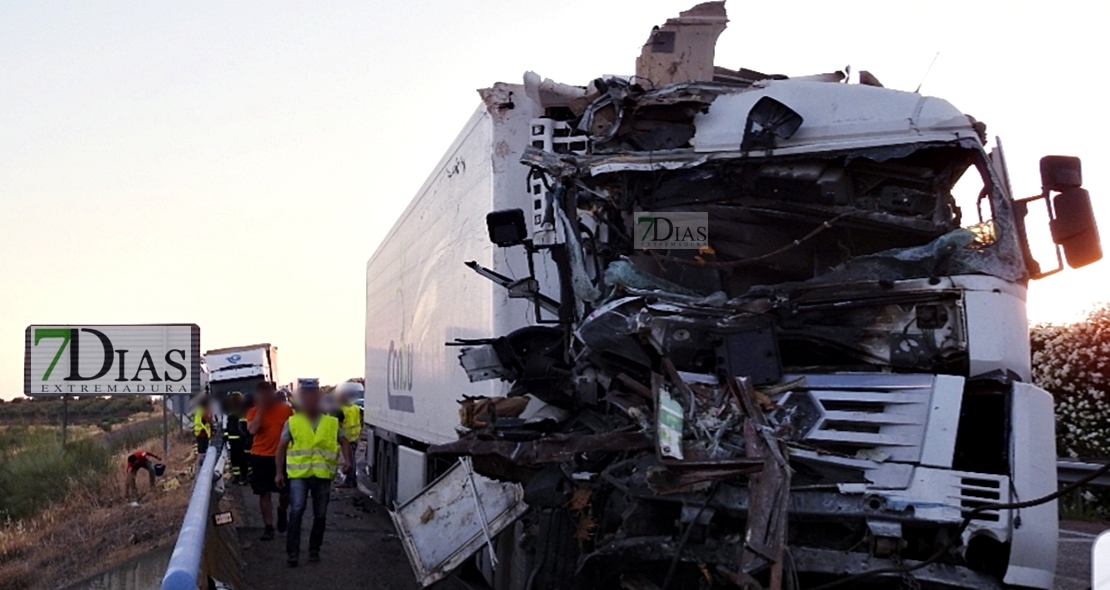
left=230, top=483, right=468, bottom=590
left=1057, top=521, right=1103, bottom=590
left=228, top=482, right=1103, bottom=590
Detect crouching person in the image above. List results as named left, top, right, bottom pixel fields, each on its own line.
left=275, top=378, right=350, bottom=567
left=125, top=450, right=162, bottom=499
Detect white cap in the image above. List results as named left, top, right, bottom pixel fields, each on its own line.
left=336, top=381, right=365, bottom=398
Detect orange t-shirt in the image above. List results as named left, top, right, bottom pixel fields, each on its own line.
left=246, top=403, right=294, bottom=457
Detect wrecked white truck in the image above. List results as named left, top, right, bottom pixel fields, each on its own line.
left=364, top=3, right=1101, bottom=589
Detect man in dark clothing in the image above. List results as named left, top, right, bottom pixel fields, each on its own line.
left=223, top=390, right=251, bottom=485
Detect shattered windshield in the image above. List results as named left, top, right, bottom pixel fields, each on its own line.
left=563, top=141, right=1027, bottom=301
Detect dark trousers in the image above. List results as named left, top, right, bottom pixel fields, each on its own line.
left=286, top=477, right=331, bottom=559
left=227, top=436, right=247, bottom=477
left=126, top=459, right=156, bottom=498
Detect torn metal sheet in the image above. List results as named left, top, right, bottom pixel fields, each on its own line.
left=391, top=459, right=529, bottom=587
left=735, top=377, right=790, bottom=587
left=636, top=1, right=727, bottom=87
left=457, top=345, right=508, bottom=383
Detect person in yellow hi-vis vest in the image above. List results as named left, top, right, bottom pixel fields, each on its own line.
left=192, top=395, right=213, bottom=467
left=275, top=378, right=351, bottom=567
left=335, top=381, right=364, bottom=488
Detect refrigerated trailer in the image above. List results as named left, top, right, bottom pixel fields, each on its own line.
left=363, top=3, right=1101, bottom=589
left=361, top=93, right=562, bottom=505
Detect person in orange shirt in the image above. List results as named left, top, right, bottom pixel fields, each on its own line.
left=246, top=380, right=294, bottom=541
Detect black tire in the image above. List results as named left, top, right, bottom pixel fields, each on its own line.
left=531, top=509, right=579, bottom=590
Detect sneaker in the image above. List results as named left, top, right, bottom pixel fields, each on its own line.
left=261, top=526, right=274, bottom=541
left=308, top=551, right=320, bottom=563
left=276, top=512, right=288, bottom=533
left=287, top=556, right=298, bottom=567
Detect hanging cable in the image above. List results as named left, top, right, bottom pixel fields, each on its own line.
left=807, top=461, right=1110, bottom=590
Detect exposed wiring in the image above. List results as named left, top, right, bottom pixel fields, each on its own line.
left=806, top=460, right=1110, bottom=590
left=649, top=213, right=853, bottom=269
left=662, top=482, right=723, bottom=590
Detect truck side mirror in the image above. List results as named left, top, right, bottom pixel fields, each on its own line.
left=486, top=209, right=528, bottom=247
left=1040, top=155, right=1082, bottom=192
left=1022, top=155, right=1103, bottom=278
left=1051, top=187, right=1102, bottom=268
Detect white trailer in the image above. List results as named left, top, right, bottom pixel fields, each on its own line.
left=362, top=90, right=562, bottom=505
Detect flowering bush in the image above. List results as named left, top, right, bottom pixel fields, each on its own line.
left=1030, top=304, right=1110, bottom=458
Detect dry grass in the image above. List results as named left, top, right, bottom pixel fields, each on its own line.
left=0, top=428, right=200, bottom=590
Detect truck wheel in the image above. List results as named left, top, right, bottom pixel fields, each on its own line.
left=531, top=508, right=579, bottom=590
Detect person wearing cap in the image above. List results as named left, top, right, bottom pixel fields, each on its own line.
left=224, top=390, right=250, bottom=485
left=336, top=381, right=364, bottom=488
left=246, top=380, right=294, bottom=541
left=275, top=378, right=351, bottom=566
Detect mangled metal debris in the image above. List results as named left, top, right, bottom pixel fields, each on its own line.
left=636, top=2, right=728, bottom=88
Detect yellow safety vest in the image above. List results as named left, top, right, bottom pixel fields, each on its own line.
left=342, top=404, right=361, bottom=443
left=286, top=414, right=340, bottom=479
left=193, top=411, right=211, bottom=437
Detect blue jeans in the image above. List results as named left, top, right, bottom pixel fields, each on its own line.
left=286, top=477, right=331, bottom=559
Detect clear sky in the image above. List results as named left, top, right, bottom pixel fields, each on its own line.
left=2, top=1, right=1108, bottom=399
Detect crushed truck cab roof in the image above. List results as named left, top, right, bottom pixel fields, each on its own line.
left=692, top=80, right=982, bottom=155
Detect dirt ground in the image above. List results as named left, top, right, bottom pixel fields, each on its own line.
left=228, top=482, right=471, bottom=590
left=0, top=430, right=199, bottom=590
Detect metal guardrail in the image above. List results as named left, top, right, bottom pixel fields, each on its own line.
left=161, top=438, right=225, bottom=590
left=1058, top=459, right=1110, bottom=488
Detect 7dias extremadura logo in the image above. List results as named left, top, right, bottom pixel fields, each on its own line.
left=635, top=212, right=708, bottom=249
left=25, top=324, right=200, bottom=396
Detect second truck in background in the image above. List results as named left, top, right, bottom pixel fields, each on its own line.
left=204, top=343, right=278, bottom=400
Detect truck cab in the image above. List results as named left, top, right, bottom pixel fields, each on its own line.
left=366, top=4, right=1100, bottom=589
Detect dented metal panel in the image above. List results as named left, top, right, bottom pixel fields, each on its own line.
left=391, top=460, right=528, bottom=587
left=692, top=81, right=982, bottom=155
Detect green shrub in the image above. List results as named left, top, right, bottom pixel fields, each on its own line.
left=99, top=418, right=162, bottom=454
left=0, top=437, right=112, bottom=520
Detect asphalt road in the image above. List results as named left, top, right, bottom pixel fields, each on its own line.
left=230, top=483, right=470, bottom=590
left=227, top=482, right=1103, bottom=590
left=1057, top=521, right=1103, bottom=590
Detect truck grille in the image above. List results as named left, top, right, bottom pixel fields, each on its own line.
left=778, top=373, right=934, bottom=463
